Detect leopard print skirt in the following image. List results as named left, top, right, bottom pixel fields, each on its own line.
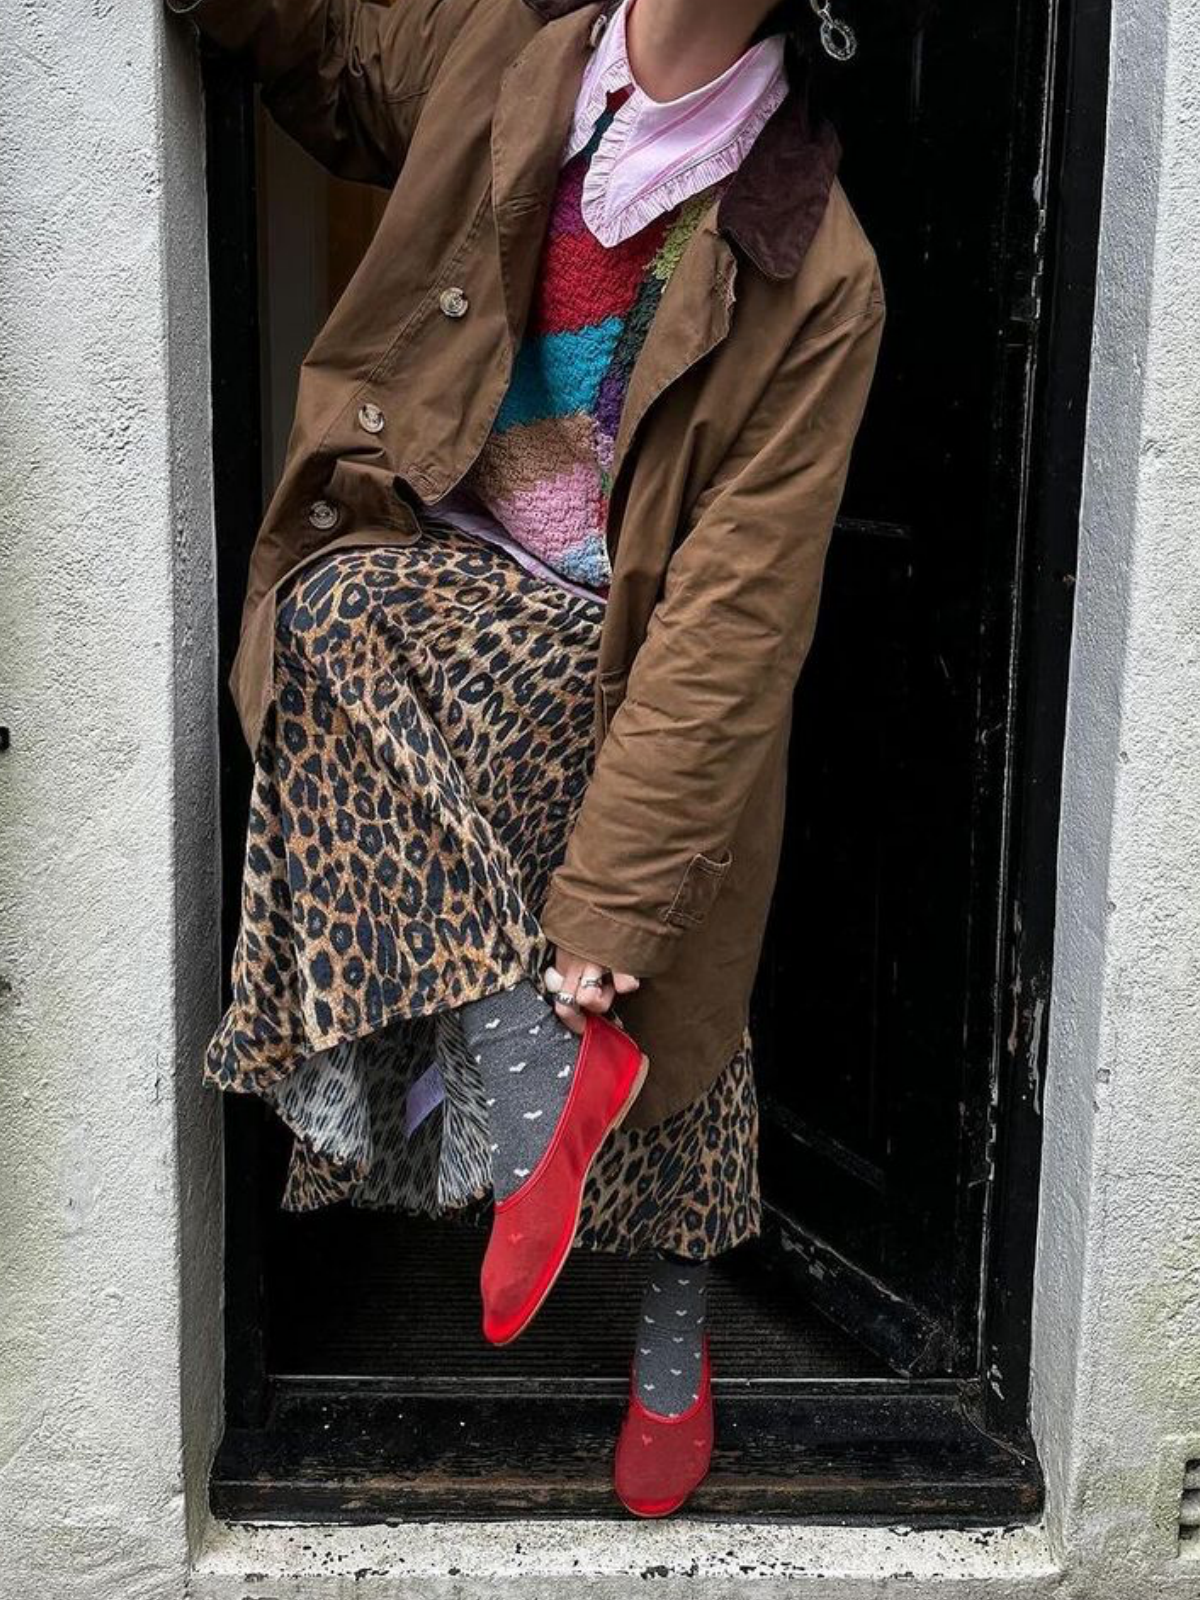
left=204, top=524, right=761, bottom=1259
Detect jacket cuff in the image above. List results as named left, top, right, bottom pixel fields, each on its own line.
left=540, top=881, right=680, bottom=979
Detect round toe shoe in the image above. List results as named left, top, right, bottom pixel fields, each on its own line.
left=613, top=1339, right=714, bottom=1518
left=481, top=1013, right=648, bottom=1346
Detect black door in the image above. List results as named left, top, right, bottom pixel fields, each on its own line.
left=754, top=3, right=1035, bottom=1381
left=201, top=0, right=1109, bottom=1521
left=752, top=0, right=1106, bottom=1385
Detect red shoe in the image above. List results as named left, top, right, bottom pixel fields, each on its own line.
left=614, top=1339, right=714, bottom=1518
left=481, top=1013, right=648, bottom=1346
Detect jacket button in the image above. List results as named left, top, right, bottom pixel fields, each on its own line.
left=439, top=286, right=469, bottom=319
left=356, top=402, right=385, bottom=434
left=307, top=498, right=340, bottom=532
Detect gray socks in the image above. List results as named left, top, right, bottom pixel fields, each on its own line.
left=633, top=1255, right=709, bottom=1417
left=462, top=985, right=711, bottom=1411
left=460, top=979, right=578, bottom=1201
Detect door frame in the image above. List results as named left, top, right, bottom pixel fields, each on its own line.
left=198, top=0, right=1110, bottom=1520
left=970, top=0, right=1112, bottom=1451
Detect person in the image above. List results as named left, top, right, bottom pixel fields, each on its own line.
left=171, top=0, right=882, bottom=1517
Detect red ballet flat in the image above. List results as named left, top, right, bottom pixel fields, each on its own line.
left=613, top=1338, right=714, bottom=1518
left=480, top=1013, right=648, bottom=1347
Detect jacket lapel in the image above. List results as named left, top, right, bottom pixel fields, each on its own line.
left=491, top=4, right=605, bottom=341
left=609, top=220, right=736, bottom=503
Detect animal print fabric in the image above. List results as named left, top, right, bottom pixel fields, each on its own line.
left=203, top=524, right=761, bottom=1259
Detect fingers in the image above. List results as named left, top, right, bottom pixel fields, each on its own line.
left=550, top=953, right=588, bottom=1036
left=575, top=963, right=614, bottom=1018
left=546, top=950, right=634, bottom=1035
left=546, top=951, right=641, bottom=1034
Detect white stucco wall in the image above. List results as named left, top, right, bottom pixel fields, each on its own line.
left=1030, top=0, right=1200, bottom=1581
left=1, top=0, right=1198, bottom=1597
left=0, top=7, right=221, bottom=1600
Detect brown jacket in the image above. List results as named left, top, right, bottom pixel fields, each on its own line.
left=181, top=0, right=884, bottom=1125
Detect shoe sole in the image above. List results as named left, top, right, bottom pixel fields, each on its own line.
left=489, top=1049, right=650, bottom=1347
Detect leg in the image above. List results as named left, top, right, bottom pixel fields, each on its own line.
left=632, top=1250, right=709, bottom=1415
left=613, top=1245, right=717, bottom=1518
left=475, top=991, right=649, bottom=1346
left=205, top=531, right=607, bottom=1216
left=595, top=1039, right=761, bottom=1519
left=460, top=978, right=579, bottom=1198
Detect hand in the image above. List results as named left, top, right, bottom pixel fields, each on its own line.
left=545, top=946, right=640, bottom=1037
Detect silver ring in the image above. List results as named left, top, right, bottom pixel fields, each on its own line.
left=555, top=991, right=579, bottom=1011
left=578, top=976, right=606, bottom=992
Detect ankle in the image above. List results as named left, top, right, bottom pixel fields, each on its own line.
left=632, top=1254, right=710, bottom=1417
left=461, top=981, right=579, bottom=1201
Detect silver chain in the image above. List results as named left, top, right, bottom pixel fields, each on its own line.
left=807, top=0, right=858, bottom=62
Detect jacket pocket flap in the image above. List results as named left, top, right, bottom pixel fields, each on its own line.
left=661, top=849, right=733, bottom=929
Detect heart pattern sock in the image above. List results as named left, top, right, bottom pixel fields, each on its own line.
left=632, top=1253, right=709, bottom=1417
left=460, top=980, right=579, bottom=1201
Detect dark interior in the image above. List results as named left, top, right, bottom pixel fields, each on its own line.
left=266, top=1211, right=884, bottom=1385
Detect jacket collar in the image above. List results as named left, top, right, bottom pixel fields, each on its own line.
left=521, top=0, right=839, bottom=281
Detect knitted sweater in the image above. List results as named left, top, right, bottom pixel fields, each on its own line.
left=457, top=94, right=730, bottom=594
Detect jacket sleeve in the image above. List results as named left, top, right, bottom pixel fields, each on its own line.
left=167, top=0, right=458, bottom=186
left=540, top=282, right=885, bottom=977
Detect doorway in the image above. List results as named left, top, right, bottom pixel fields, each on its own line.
left=200, top=0, right=1109, bottom=1521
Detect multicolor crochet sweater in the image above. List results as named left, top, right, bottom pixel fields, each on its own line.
left=459, top=94, right=730, bottom=594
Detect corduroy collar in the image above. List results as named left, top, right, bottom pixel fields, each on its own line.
left=521, top=0, right=839, bottom=280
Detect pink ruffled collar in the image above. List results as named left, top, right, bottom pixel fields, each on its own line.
left=562, top=0, right=788, bottom=246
